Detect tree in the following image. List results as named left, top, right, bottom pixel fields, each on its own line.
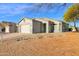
left=64, top=4, right=79, bottom=31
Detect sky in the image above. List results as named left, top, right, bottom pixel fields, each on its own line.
left=0, top=3, right=72, bottom=23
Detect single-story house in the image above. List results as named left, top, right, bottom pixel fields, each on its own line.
left=0, top=21, right=17, bottom=33
left=18, top=18, right=69, bottom=33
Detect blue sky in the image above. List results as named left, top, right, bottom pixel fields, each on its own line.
left=0, top=3, right=72, bottom=23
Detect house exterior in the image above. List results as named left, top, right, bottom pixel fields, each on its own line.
left=18, top=18, right=69, bottom=33
left=0, top=21, right=17, bottom=33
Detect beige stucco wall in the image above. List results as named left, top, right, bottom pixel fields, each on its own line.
left=54, top=22, right=62, bottom=32
left=5, top=26, right=9, bottom=33
left=18, top=18, right=32, bottom=33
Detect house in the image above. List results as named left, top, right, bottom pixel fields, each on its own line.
left=18, top=18, right=69, bottom=33
left=0, top=21, right=17, bottom=33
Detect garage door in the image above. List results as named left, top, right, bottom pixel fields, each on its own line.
left=33, top=20, right=43, bottom=33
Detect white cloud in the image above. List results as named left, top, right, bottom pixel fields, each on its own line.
left=0, top=4, right=34, bottom=18
left=0, top=4, right=33, bottom=14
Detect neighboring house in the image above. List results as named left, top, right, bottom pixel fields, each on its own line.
left=18, top=18, right=69, bottom=33
left=0, top=21, right=17, bottom=33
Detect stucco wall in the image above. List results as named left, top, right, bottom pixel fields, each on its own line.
left=54, top=23, right=60, bottom=32
left=5, top=26, right=9, bottom=33
left=18, top=18, right=32, bottom=33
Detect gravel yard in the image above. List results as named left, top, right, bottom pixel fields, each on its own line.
left=0, top=32, right=79, bottom=56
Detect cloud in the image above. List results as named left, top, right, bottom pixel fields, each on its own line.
left=0, top=4, right=32, bottom=13
left=0, top=4, right=34, bottom=18
left=0, top=3, right=70, bottom=19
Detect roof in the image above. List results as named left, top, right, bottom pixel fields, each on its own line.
left=18, top=17, right=68, bottom=24
left=33, top=18, right=68, bottom=24
left=0, top=21, right=16, bottom=27
left=18, top=18, right=32, bottom=24
left=2, top=21, right=16, bottom=24
left=0, top=23, right=9, bottom=27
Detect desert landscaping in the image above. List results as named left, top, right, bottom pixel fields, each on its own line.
left=0, top=32, right=79, bottom=56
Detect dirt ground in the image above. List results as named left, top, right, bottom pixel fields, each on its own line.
left=0, top=32, right=79, bottom=56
